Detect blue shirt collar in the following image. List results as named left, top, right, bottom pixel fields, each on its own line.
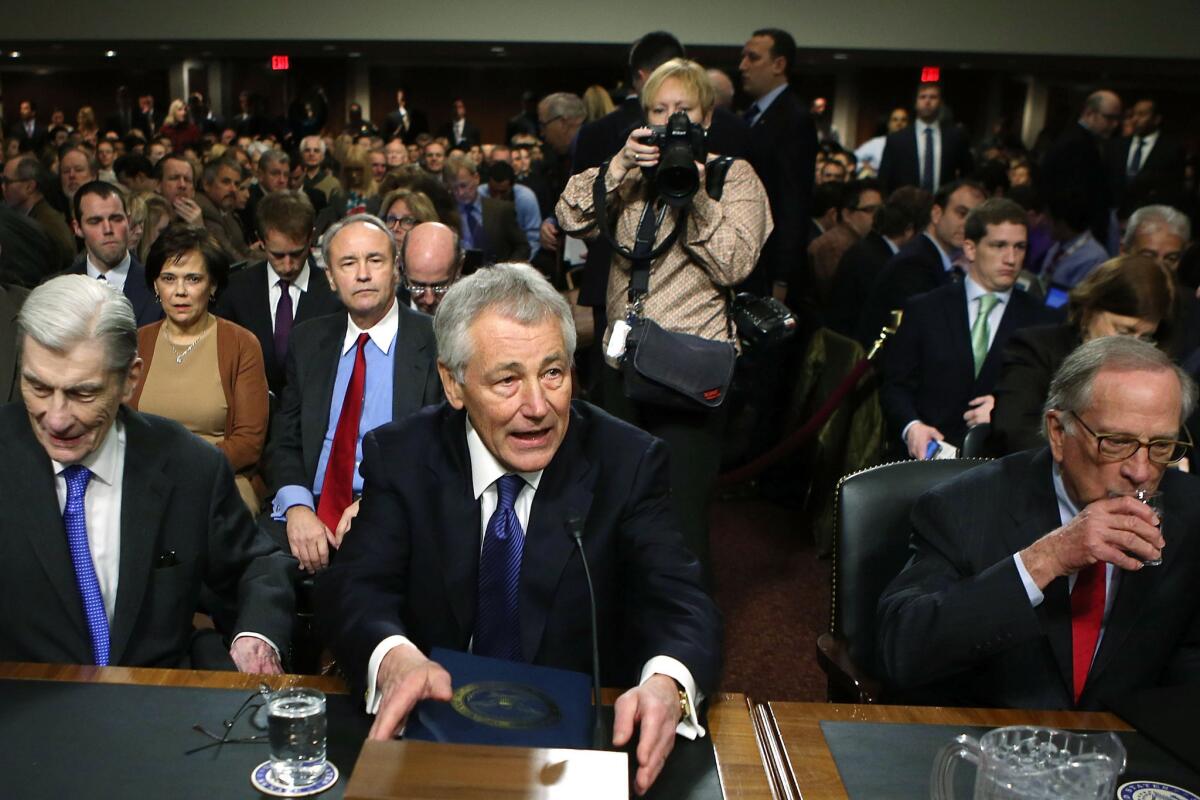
left=753, top=83, right=789, bottom=117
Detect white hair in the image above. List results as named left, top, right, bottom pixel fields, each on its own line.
left=434, top=262, right=576, bottom=382
left=18, top=275, right=137, bottom=372
left=301, top=135, right=326, bottom=156
left=1123, top=205, right=1191, bottom=249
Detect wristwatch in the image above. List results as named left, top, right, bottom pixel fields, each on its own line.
left=677, top=687, right=693, bottom=720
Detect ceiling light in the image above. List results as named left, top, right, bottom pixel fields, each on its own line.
left=105, top=50, right=117, bottom=58
left=9, top=51, right=20, bottom=59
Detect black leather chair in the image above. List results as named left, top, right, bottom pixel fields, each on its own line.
left=816, top=458, right=988, bottom=703
left=962, top=422, right=992, bottom=459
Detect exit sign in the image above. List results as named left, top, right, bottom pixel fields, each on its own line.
left=920, top=66, right=940, bottom=83
left=271, top=55, right=289, bottom=71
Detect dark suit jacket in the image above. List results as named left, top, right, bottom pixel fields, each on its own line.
left=438, top=119, right=482, bottom=148
left=989, top=323, right=1081, bottom=456
left=0, top=204, right=56, bottom=288
left=64, top=253, right=163, bottom=328
left=1040, top=123, right=1113, bottom=244
left=877, top=123, right=974, bottom=195
left=315, top=401, right=722, bottom=699
left=264, top=306, right=443, bottom=496
left=30, top=198, right=76, bottom=273
left=877, top=448, right=1200, bottom=710
left=746, top=87, right=818, bottom=297
left=382, top=107, right=428, bottom=144
left=8, top=121, right=48, bottom=152
left=0, top=404, right=294, bottom=667
left=213, top=260, right=342, bottom=396
left=1109, top=132, right=1187, bottom=217
left=856, top=233, right=951, bottom=348
left=477, top=196, right=531, bottom=265
left=0, top=284, right=28, bottom=402
left=880, top=281, right=1055, bottom=448
left=826, top=231, right=896, bottom=338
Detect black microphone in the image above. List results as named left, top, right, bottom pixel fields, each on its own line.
left=567, top=514, right=607, bottom=750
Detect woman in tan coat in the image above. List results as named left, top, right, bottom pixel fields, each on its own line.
left=130, top=224, right=268, bottom=513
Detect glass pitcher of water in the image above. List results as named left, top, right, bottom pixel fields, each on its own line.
left=930, top=726, right=1126, bottom=800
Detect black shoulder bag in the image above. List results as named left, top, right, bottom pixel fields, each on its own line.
left=592, top=158, right=738, bottom=411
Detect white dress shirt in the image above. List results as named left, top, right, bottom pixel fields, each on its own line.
left=365, top=418, right=705, bottom=739
left=52, top=421, right=125, bottom=623
left=1126, top=130, right=1159, bottom=174
left=1013, top=466, right=1120, bottom=663
left=915, top=119, right=942, bottom=190
left=85, top=251, right=132, bottom=294
left=266, top=260, right=311, bottom=333
left=53, top=420, right=278, bottom=655
left=964, top=275, right=1011, bottom=352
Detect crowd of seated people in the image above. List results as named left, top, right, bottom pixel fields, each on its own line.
left=2, top=24, right=1200, bottom=794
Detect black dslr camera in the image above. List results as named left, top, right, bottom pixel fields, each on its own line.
left=639, top=111, right=707, bottom=207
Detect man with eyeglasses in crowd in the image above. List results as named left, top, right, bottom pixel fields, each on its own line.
left=214, top=190, right=341, bottom=396
left=400, top=222, right=462, bottom=315
left=877, top=335, right=1200, bottom=710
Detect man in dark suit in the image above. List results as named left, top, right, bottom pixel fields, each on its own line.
left=878, top=335, right=1200, bottom=710
left=265, top=214, right=443, bottom=573
left=739, top=28, right=819, bottom=299
left=878, top=82, right=974, bottom=195
left=215, top=190, right=342, bottom=396
left=881, top=198, right=1054, bottom=457
left=1110, top=97, right=1187, bottom=218
left=8, top=99, right=48, bottom=153
left=826, top=185, right=929, bottom=338
left=1, top=275, right=293, bottom=671
left=3, top=154, right=75, bottom=273
left=381, top=89, right=428, bottom=144
left=447, top=155, right=529, bottom=265
left=1040, top=89, right=1123, bottom=248
left=63, top=181, right=161, bottom=327
left=857, top=180, right=986, bottom=347
left=316, top=263, right=721, bottom=795
left=437, top=99, right=481, bottom=149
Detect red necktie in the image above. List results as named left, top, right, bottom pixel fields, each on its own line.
left=316, top=333, right=369, bottom=531
left=1070, top=562, right=1106, bottom=704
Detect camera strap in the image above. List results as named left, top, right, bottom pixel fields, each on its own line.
left=592, top=160, right=684, bottom=272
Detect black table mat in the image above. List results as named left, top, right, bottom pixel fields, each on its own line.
left=0, top=679, right=721, bottom=799
left=0, top=679, right=371, bottom=800
left=1108, top=684, right=1200, bottom=774
left=819, top=721, right=1200, bottom=800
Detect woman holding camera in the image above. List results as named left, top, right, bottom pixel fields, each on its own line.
left=558, top=58, right=772, bottom=580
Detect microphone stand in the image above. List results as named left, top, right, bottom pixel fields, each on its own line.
left=568, top=515, right=607, bottom=750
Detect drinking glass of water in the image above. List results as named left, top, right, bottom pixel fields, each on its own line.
left=1107, top=488, right=1164, bottom=567
left=267, top=687, right=327, bottom=787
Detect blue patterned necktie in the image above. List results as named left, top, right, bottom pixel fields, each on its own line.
left=474, top=474, right=526, bottom=661
left=62, top=465, right=110, bottom=666
left=462, top=204, right=484, bottom=252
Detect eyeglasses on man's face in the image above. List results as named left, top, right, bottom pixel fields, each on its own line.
left=403, top=279, right=453, bottom=297
left=1069, top=411, right=1192, bottom=465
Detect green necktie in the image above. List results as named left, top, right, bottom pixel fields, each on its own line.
left=971, top=294, right=1000, bottom=376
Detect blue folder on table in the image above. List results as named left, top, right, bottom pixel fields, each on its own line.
left=404, top=648, right=593, bottom=749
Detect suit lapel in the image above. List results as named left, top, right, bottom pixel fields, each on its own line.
left=940, top=283, right=974, bottom=385
left=243, top=263, right=276, bottom=362
left=431, top=409, right=483, bottom=639
left=7, top=415, right=91, bottom=646
left=391, top=307, right=431, bottom=420
left=108, top=409, right=171, bottom=664
left=304, top=316, right=348, bottom=476
left=294, top=259, right=331, bottom=325
left=1007, top=450, right=1074, bottom=697
left=519, top=410, right=594, bottom=662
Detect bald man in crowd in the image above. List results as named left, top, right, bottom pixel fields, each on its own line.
left=1040, top=90, right=1123, bottom=247
left=401, top=221, right=462, bottom=315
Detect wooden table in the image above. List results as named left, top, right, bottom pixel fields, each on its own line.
left=755, top=702, right=1132, bottom=800
left=0, top=664, right=774, bottom=799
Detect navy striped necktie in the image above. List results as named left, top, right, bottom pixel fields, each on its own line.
left=474, top=474, right=526, bottom=661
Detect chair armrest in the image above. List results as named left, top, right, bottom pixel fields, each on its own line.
left=815, top=633, right=883, bottom=704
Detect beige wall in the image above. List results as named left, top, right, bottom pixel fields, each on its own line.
left=5, top=0, right=1199, bottom=60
